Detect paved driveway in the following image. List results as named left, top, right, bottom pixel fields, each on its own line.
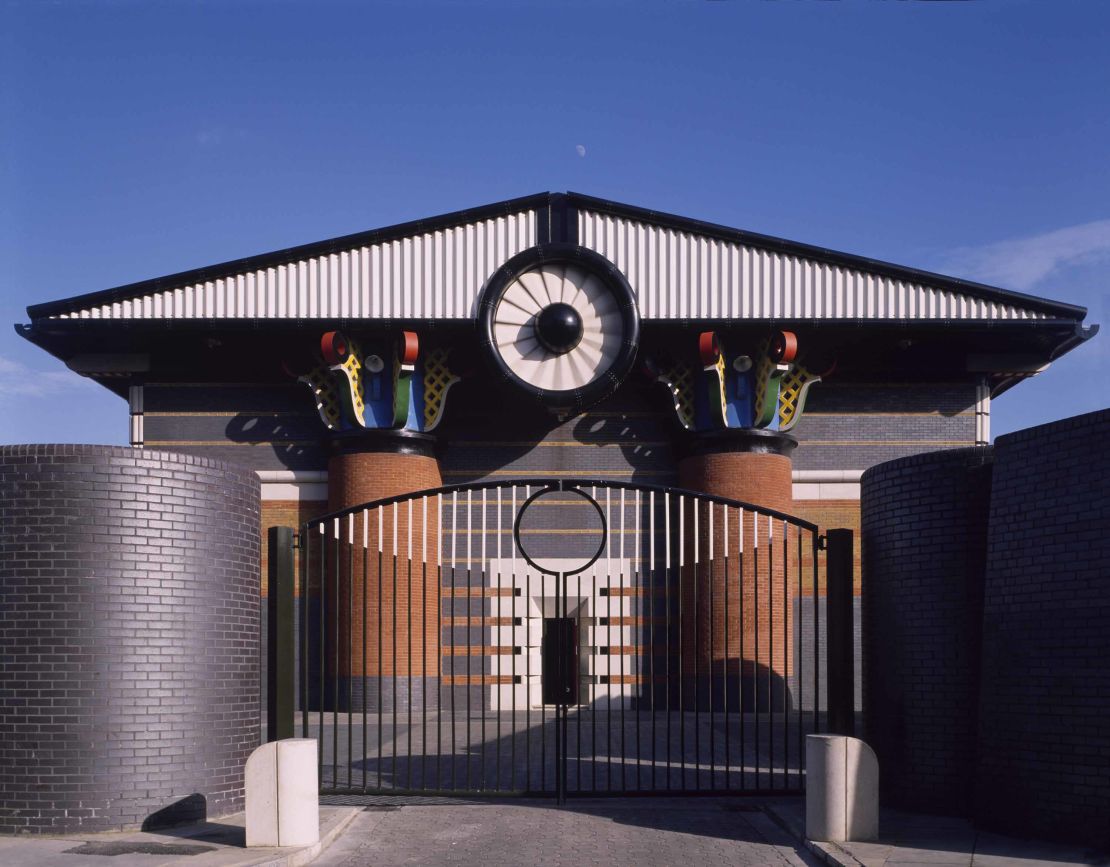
left=312, top=798, right=821, bottom=867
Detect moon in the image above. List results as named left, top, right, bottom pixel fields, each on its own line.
left=575, top=144, right=586, bottom=158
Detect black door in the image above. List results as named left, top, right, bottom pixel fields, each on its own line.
left=542, top=617, right=579, bottom=706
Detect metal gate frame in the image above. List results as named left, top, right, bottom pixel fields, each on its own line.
left=269, top=478, right=851, bottom=800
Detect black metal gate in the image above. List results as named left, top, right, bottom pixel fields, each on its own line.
left=293, top=479, right=828, bottom=799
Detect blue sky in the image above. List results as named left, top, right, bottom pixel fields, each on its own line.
left=1, top=0, right=1107, bottom=445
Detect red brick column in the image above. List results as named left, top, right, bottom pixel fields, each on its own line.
left=326, top=432, right=442, bottom=710
left=677, top=430, right=797, bottom=710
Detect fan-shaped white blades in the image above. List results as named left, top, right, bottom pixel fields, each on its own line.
left=494, top=265, right=625, bottom=392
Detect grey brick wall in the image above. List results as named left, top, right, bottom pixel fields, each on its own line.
left=974, top=409, right=1110, bottom=847
left=0, top=445, right=260, bottom=834
left=860, top=446, right=993, bottom=815
left=792, top=382, right=978, bottom=472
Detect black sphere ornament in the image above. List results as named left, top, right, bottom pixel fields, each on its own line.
left=535, top=302, right=584, bottom=355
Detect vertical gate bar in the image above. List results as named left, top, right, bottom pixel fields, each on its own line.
left=633, top=489, right=642, bottom=792
left=753, top=510, right=759, bottom=791
left=562, top=563, right=570, bottom=805
left=391, top=503, right=398, bottom=789
left=708, top=502, right=715, bottom=789
left=436, top=495, right=443, bottom=791
left=318, top=524, right=325, bottom=774
left=556, top=569, right=564, bottom=803
left=812, top=532, right=820, bottom=738
left=649, top=490, right=656, bottom=789
left=782, top=520, right=789, bottom=790
left=450, top=491, right=457, bottom=791
left=347, top=514, right=354, bottom=791
left=377, top=508, right=384, bottom=793
left=495, top=487, right=502, bottom=792
left=601, top=487, right=608, bottom=793
left=515, top=484, right=523, bottom=794
left=664, top=492, right=672, bottom=789
left=301, top=526, right=310, bottom=741
left=799, top=523, right=808, bottom=781
left=332, top=518, right=339, bottom=791
left=522, top=486, right=533, bottom=793
left=692, top=498, right=700, bottom=791
left=465, top=491, right=472, bottom=792
left=618, top=487, right=626, bottom=793
left=537, top=487, right=547, bottom=794
left=768, top=516, right=774, bottom=790
left=479, top=489, right=487, bottom=791
left=363, top=510, right=369, bottom=793
left=407, top=500, right=414, bottom=791
left=738, top=509, right=745, bottom=791
left=678, top=495, right=686, bottom=789
left=605, top=489, right=613, bottom=792
left=723, top=506, right=730, bottom=791
left=826, top=528, right=856, bottom=737
left=421, top=498, right=428, bottom=790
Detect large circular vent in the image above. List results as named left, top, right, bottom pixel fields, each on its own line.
left=478, top=245, right=640, bottom=414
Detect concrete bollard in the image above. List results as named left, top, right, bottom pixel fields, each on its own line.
left=805, top=734, right=879, bottom=843
left=245, top=738, right=320, bottom=847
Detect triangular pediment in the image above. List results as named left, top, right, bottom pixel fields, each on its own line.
left=27, top=192, right=1086, bottom=325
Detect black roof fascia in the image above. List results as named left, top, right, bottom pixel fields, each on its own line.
left=26, top=192, right=554, bottom=320
left=18, top=317, right=1094, bottom=339
left=566, top=192, right=1089, bottom=321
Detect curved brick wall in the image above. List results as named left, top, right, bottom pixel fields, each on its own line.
left=974, top=409, right=1110, bottom=846
left=0, top=445, right=260, bottom=834
left=861, top=446, right=993, bottom=815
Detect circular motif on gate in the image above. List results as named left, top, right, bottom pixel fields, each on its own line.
left=513, top=486, right=608, bottom=576
left=478, top=244, right=640, bottom=414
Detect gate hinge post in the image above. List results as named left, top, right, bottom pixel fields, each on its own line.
left=817, top=534, right=828, bottom=551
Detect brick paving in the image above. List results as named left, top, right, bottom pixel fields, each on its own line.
left=312, top=798, right=821, bottom=867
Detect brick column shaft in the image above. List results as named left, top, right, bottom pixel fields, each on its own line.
left=325, top=434, right=442, bottom=711
left=677, top=431, right=797, bottom=711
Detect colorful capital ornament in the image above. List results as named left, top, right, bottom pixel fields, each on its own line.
left=650, top=329, right=827, bottom=433
left=289, top=330, right=462, bottom=433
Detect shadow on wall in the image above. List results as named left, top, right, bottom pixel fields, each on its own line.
left=225, top=413, right=323, bottom=470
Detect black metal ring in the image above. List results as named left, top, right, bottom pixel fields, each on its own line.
left=512, top=483, right=608, bottom=576
left=477, top=243, right=641, bottom=414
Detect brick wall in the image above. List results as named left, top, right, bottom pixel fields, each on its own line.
left=861, top=446, right=993, bottom=815
left=0, top=445, right=260, bottom=834
left=974, top=409, right=1110, bottom=846
left=860, top=408, right=1110, bottom=847
left=791, top=382, right=977, bottom=472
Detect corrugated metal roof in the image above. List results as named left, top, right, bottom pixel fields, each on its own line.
left=27, top=191, right=1087, bottom=325
left=579, top=209, right=1041, bottom=321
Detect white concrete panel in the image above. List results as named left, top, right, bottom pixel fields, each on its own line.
left=805, top=735, right=879, bottom=843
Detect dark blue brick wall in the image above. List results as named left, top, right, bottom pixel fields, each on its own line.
left=974, top=409, right=1110, bottom=847
left=861, top=446, right=993, bottom=815
left=860, top=408, right=1110, bottom=848
left=0, top=445, right=260, bottom=834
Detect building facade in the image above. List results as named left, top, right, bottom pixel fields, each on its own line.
left=15, top=192, right=1096, bottom=799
